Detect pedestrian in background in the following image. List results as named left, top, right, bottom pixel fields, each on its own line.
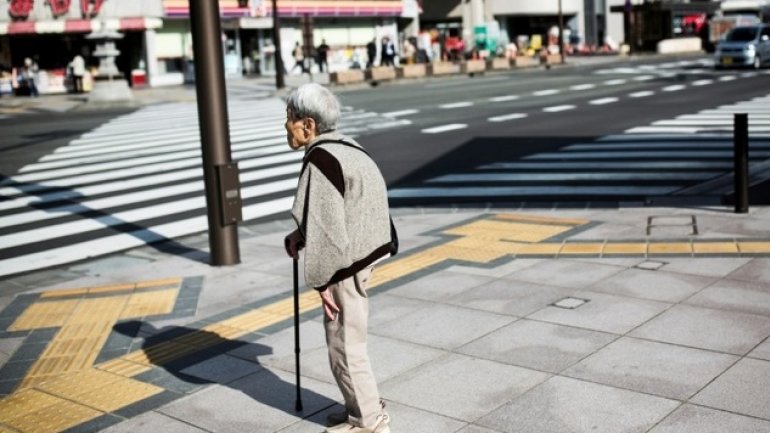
left=366, top=39, right=377, bottom=69
left=317, top=39, right=330, bottom=73
left=380, top=37, right=395, bottom=67
left=70, top=54, right=86, bottom=94
left=283, top=83, right=395, bottom=433
left=291, top=42, right=305, bottom=74
left=22, top=57, right=39, bottom=97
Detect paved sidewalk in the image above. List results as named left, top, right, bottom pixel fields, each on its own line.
left=1, top=204, right=770, bottom=433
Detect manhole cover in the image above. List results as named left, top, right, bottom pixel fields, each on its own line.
left=552, top=297, right=589, bottom=309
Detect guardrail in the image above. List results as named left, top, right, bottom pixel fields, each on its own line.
left=329, top=56, right=563, bottom=85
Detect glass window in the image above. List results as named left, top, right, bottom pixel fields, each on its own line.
left=725, top=27, right=759, bottom=41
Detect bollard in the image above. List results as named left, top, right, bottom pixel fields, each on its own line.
left=734, top=113, right=749, bottom=213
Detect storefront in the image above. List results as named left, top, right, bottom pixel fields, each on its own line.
left=0, top=0, right=162, bottom=94
left=150, top=0, right=415, bottom=83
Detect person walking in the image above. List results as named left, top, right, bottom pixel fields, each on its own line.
left=380, top=37, right=395, bottom=67
left=283, top=83, right=394, bottom=433
left=317, top=39, right=330, bottom=73
left=366, top=38, right=377, bottom=69
left=70, top=54, right=86, bottom=93
left=291, top=42, right=305, bottom=74
left=22, top=58, right=39, bottom=97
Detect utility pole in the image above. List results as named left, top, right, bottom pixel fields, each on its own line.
left=558, top=0, right=565, bottom=63
left=272, top=0, right=285, bottom=89
left=189, top=0, right=241, bottom=266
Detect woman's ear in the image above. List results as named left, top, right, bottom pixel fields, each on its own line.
left=304, top=118, right=317, bottom=137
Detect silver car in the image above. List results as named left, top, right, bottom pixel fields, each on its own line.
left=715, top=25, right=770, bottom=69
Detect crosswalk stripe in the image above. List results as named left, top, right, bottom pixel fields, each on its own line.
left=543, top=105, right=575, bottom=112
left=0, top=97, right=411, bottom=277
left=630, top=91, right=655, bottom=98
left=589, top=97, right=619, bottom=105
left=488, top=113, right=527, bottom=123
left=388, top=92, right=770, bottom=205
left=422, top=124, right=467, bottom=134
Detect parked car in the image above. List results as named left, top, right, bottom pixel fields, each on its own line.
left=714, top=24, right=770, bottom=69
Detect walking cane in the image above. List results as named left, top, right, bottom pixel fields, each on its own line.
left=293, top=257, right=303, bottom=412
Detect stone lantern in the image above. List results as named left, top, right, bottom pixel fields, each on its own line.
left=86, top=24, right=133, bottom=102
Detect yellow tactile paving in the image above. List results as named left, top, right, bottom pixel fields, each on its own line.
left=73, top=379, right=164, bottom=413
left=134, top=277, right=182, bottom=289
left=120, top=289, right=178, bottom=319
left=495, top=213, right=589, bottom=226
left=737, top=241, right=770, bottom=253
left=4, top=213, right=770, bottom=433
left=96, top=358, right=152, bottom=377
left=602, top=242, right=649, bottom=255
left=648, top=242, right=693, bottom=255
left=9, top=299, right=80, bottom=331
left=3, top=398, right=102, bottom=433
left=559, top=243, right=605, bottom=255
left=692, top=242, right=740, bottom=254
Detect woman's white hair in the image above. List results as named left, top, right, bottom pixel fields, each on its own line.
left=286, top=83, right=341, bottom=134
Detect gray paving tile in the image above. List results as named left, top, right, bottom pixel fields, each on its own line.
left=691, top=358, right=770, bottom=420
left=266, top=333, right=446, bottom=386
left=275, top=403, right=344, bottom=433
left=368, top=293, right=432, bottom=328
left=567, top=223, right=644, bottom=240
left=659, top=258, right=751, bottom=278
left=455, top=425, right=504, bottom=433
left=160, top=368, right=340, bottom=433
left=685, top=279, right=770, bottom=317
left=386, top=270, right=495, bottom=302
left=447, top=259, right=544, bottom=279
left=728, top=258, right=770, bottom=285
left=591, top=268, right=716, bottom=303
left=240, top=321, right=327, bottom=369
left=527, top=291, right=670, bottom=334
left=505, top=260, right=625, bottom=289
left=749, top=337, right=770, bottom=361
left=446, top=279, right=574, bottom=317
left=373, top=303, right=514, bottom=350
left=381, top=401, right=466, bottom=433
left=0, top=337, right=23, bottom=357
left=478, top=376, right=679, bottom=433
left=648, top=404, right=770, bottom=433
left=630, top=304, right=770, bottom=355
left=179, top=354, right=263, bottom=384
left=100, top=411, right=208, bottom=433
left=563, top=337, right=737, bottom=400
left=381, top=353, right=549, bottom=422
left=458, top=319, right=616, bottom=373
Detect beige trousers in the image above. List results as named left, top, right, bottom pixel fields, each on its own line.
left=325, top=266, right=381, bottom=428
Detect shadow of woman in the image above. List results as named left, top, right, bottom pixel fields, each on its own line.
left=113, top=320, right=338, bottom=427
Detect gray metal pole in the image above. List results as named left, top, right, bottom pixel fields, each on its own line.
left=734, top=113, right=749, bottom=213
left=189, top=0, right=241, bottom=265
left=558, top=0, right=565, bottom=64
left=273, top=0, right=285, bottom=89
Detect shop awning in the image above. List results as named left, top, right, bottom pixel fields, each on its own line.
left=163, top=0, right=252, bottom=18
left=0, top=17, right=163, bottom=35
left=264, top=0, right=404, bottom=17
left=162, top=0, right=404, bottom=18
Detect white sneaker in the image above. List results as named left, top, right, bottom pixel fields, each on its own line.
left=325, top=400, right=390, bottom=428
left=325, top=413, right=390, bottom=433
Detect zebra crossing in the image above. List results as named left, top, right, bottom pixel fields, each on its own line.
left=0, top=98, right=409, bottom=278
left=387, top=94, right=770, bottom=203
left=593, top=58, right=715, bottom=75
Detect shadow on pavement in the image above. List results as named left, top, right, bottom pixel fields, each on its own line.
left=113, top=320, right=335, bottom=426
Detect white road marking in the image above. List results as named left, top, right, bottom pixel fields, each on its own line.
left=533, top=89, right=560, bottom=96
left=589, top=97, right=619, bottom=105
left=719, top=75, right=737, bottom=82
left=439, top=101, right=474, bottom=109
left=663, top=85, right=686, bottom=92
left=604, top=79, right=627, bottom=86
left=570, top=84, right=596, bottom=91
left=489, top=95, right=520, bottom=102
left=488, top=113, right=528, bottom=122
left=422, top=124, right=468, bottom=134
left=629, top=91, right=655, bottom=98
left=692, top=79, right=713, bottom=86
left=633, top=75, right=655, bottom=81
left=382, top=109, right=419, bottom=117
left=543, top=105, right=576, bottom=113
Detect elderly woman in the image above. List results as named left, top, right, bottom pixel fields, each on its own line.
left=284, top=83, right=394, bottom=433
